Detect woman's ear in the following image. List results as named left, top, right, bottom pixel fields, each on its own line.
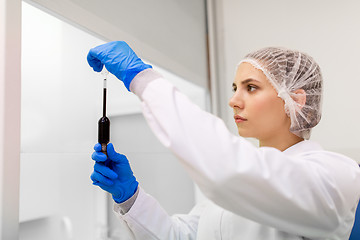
left=292, top=89, right=306, bottom=110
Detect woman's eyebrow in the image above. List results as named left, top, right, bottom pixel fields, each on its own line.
left=241, top=78, right=260, bottom=85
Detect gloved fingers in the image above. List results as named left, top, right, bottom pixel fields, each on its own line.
left=90, top=170, right=114, bottom=186
left=94, top=162, right=118, bottom=179
left=87, top=41, right=120, bottom=72
left=92, top=151, right=107, bottom=162
left=94, top=143, right=102, bottom=152
left=87, top=49, right=104, bottom=72
left=107, top=143, right=128, bottom=163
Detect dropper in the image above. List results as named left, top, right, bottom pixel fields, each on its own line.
left=98, top=69, right=110, bottom=155
left=102, top=70, right=108, bottom=117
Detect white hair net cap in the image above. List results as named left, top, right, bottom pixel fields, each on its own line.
left=238, top=47, right=323, bottom=140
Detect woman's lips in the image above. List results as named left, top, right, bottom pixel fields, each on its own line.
left=234, top=115, right=247, bottom=123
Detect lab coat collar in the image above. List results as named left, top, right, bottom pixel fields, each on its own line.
left=283, top=140, right=323, bottom=156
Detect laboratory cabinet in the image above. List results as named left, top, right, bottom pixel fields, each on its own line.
left=19, top=2, right=207, bottom=239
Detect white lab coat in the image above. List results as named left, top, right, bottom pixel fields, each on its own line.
left=113, top=69, right=360, bottom=239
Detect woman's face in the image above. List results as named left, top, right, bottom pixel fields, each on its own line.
left=229, top=62, right=291, bottom=141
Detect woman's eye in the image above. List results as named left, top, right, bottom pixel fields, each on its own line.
left=232, top=85, right=237, bottom=92
left=247, top=85, right=257, bottom=92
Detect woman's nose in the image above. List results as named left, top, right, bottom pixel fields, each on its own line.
left=228, top=91, right=244, bottom=109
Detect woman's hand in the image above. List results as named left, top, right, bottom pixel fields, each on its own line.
left=87, top=41, right=152, bottom=91
left=91, top=143, right=138, bottom=203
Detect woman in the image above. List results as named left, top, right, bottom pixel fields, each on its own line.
left=88, top=41, right=360, bottom=239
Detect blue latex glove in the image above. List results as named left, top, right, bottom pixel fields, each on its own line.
left=91, top=143, right=138, bottom=203
left=87, top=41, right=152, bottom=91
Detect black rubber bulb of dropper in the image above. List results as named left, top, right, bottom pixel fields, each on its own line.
left=98, top=116, right=110, bottom=153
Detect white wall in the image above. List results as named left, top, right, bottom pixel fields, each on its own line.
left=217, top=0, right=360, bottom=162
left=0, top=0, right=21, bottom=239
left=21, top=2, right=206, bottom=239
